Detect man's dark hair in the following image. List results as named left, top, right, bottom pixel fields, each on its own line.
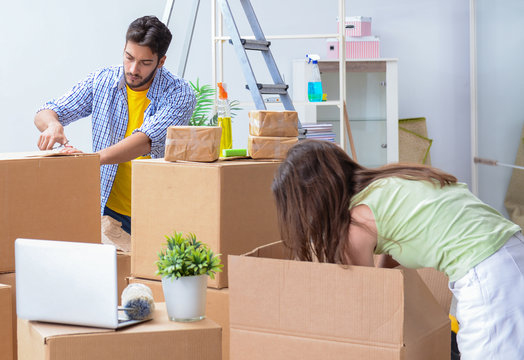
left=126, top=16, right=172, bottom=59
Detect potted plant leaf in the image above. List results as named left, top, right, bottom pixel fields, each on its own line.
left=155, top=231, right=223, bottom=322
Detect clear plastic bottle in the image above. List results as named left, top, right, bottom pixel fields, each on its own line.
left=217, top=82, right=232, bottom=154
left=307, top=54, right=323, bottom=102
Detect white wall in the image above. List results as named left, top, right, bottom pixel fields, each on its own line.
left=2, top=0, right=471, bottom=184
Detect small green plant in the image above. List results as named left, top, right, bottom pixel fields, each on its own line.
left=189, top=78, right=242, bottom=126
left=155, top=231, right=223, bottom=280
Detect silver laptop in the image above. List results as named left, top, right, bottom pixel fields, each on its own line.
left=15, top=238, right=147, bottom=329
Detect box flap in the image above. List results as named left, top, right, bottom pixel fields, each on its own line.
left=416, top=268, right=452, bottom=313
left=244, top=241, right=290, bottom=259
left=229, top=255, right=405, bottom=345
left=402, top=269, right=450, bottom=358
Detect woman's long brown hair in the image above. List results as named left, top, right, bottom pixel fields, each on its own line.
left=271, top=140, right=457, bottom=264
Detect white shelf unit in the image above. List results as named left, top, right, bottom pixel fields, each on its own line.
left=292, top=58, right=399, bottom=167
left=211, top=0, right=349, bottom=143
left=211, top=1, right=398, bottom=165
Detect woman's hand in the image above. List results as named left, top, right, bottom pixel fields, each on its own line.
left=376, top=254, right=400, bottom=268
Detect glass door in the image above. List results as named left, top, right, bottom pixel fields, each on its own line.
left=474, top=0, right=524, bottom=221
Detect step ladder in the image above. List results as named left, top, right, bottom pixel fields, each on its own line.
left=218, top=0, right=299, bottom=118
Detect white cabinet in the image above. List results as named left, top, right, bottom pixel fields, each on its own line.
left=292, top=59, right=398, bottom=168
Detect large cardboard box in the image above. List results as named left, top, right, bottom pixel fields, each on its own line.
left=0, top=153, right=101, bottom=272
left=131, top=159, right=281, bottom=288
left=0, top=273, right=16, bottom=360
left=17, top=303, right=221, bottom=360
left=228, top=243, right=450, bottom=360
left=116, top=252, right=131, bottom=303
left=128, top=277, right=231, bottom=360
left=0, top=284, right=13, bottom=360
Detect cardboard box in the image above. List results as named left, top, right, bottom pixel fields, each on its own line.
left=248, top=111, right=299, bottom=137
left=131, top=159, right=282, bottom=288
left=165, top=126, right=222, bottom=162
left=0, top=153, right=101, bottom=272
left=0, top=284, right=13, bottom=360
left=117, top=252, right=131, bottom=304
left=228, top=242, right=450, bottom=360
left=326, top=36, right=380, bottom=59
left=17, top=303, right=221, bottom=360
left=128, top=277, right=230, bottom=360
left=0, top=273, right=16, bottom=360
left=248, top=136, right=298, bottom=160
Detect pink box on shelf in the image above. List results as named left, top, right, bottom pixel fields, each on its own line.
left=326, top=37, right=380, bottom=59
left=338, top=16, right=372, bottom=37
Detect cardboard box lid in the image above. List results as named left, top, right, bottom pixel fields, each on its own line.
left=0, top=152, right=98, bottom=161
left=229, top=242, right=449, bottom=348
left=24, top=303, right=219, bottom=343
left=133, top=158, right=280, bottom=168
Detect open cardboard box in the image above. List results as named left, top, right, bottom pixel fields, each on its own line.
left=131, top=159, right=282, bottom=288
left=0, top=152, right=101, bottom=273
left=228, top=242, right=450, bottom=360
left=0, top=284, right=13, bottom=360
left=17, top=303, right=221, bottom=360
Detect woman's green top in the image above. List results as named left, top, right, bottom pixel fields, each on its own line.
left=351, top=177, right=521, bottom=281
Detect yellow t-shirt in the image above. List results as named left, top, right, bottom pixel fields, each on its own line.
left=106, top=85, right=151, bottom=216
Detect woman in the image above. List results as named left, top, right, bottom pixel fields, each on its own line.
left=271, top=140, right=523, bottom=360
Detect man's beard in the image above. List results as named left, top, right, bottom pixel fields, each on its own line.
left=125, top=63, right=158, bottom=89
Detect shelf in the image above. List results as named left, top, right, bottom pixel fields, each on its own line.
left=292, top=100, right=342, bottom=107
left=214, top=33, right=341, bottom=41
left=321, top=118, right=387, bottom=122
left=318, top=59, right=397, bottom=73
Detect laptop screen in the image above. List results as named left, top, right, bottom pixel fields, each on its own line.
left=15, top=239, right=119, bottom=328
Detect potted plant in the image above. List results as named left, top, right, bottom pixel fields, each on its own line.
left=156, top=231, right=223, bottom=322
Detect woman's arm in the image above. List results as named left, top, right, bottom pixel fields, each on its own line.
left=347, top=204, right=378, bottom=267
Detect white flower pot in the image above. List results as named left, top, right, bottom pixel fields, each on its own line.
left=162, top=274, right=207, bottom=322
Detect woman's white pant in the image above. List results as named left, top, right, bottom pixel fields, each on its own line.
left=449, top=232, right=524, bottom=360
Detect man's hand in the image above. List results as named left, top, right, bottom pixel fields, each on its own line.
left=59, top=146, right=83, bottom=155
left=38, top=123, right=68, bottom=150
left=35, top=110, right=68, bottom=150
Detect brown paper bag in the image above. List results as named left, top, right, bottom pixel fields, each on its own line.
left=249, top=111, right=299, bottom=137
left=165, top=126, right=222, bottom=162
left=248, top=135, right=298, bottom=159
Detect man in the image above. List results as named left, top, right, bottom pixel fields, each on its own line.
left=34, top=16, right=196, bottom=234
